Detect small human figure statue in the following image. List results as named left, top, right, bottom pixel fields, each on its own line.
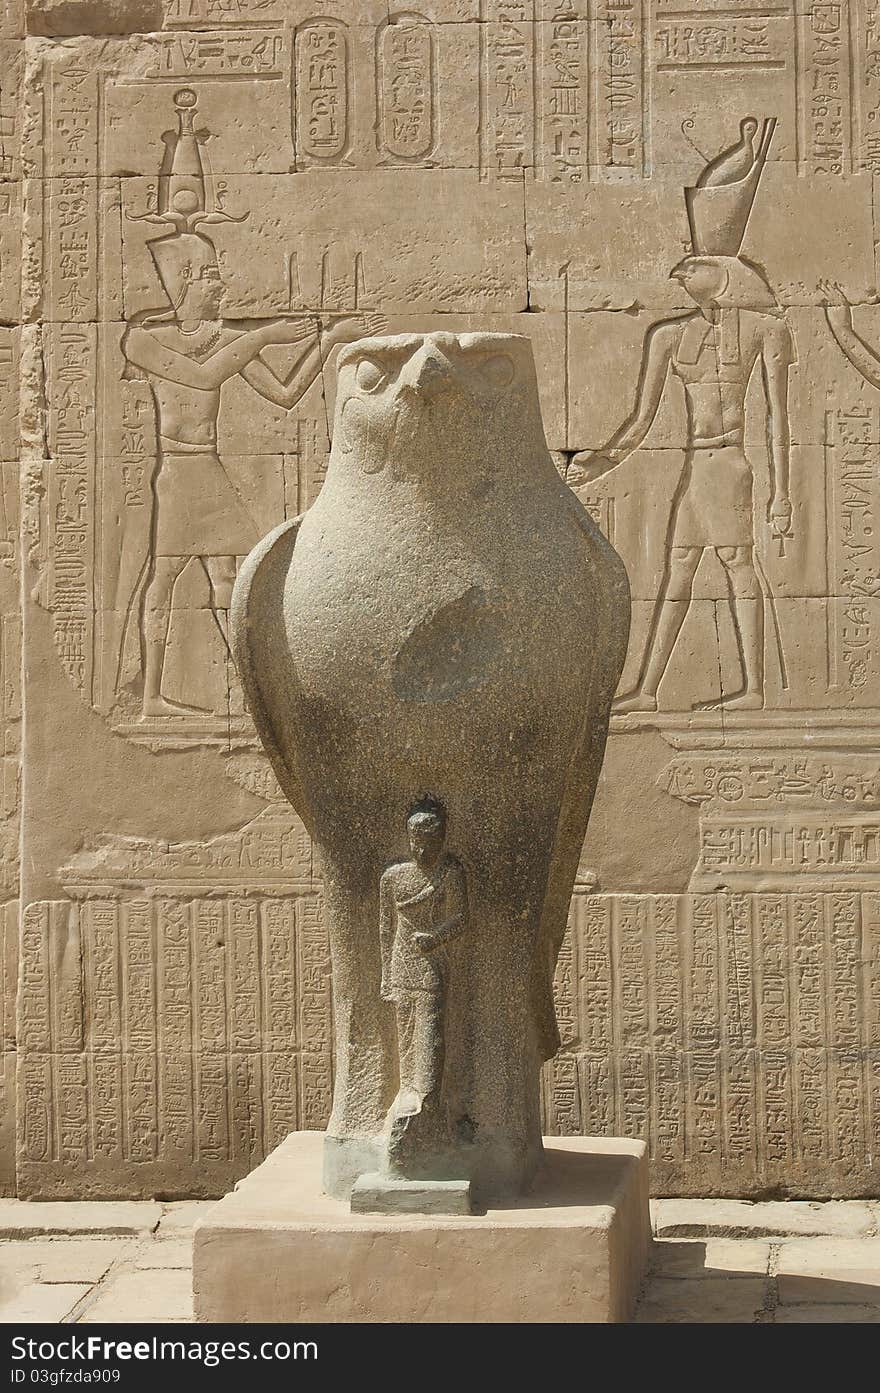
left=379, top=797, right=468, bottom=1126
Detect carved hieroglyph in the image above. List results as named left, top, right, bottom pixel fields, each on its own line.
left=7, top=1, right=880, bottom=1198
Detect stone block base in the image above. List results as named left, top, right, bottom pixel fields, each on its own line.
left=193, top=1131, right=651, bottom=1323
left=350, top=1173, right=473, bottom=1216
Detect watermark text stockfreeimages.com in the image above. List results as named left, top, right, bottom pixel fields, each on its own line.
left=10, top=1336, right=317, bottom=1371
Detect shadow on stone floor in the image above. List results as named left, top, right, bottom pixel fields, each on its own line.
left=635, top=1238, right=880, bottom=1323
left=3, top=1227, right=880, bottom=1325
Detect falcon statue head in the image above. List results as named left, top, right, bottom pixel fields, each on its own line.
left=332, top=332, right=548, bottom=483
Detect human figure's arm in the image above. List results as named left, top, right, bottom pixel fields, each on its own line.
left=241, top=312, right=389, bottom=409
left=414, top=863, right=468, bottom=952
left=822, top=282, right=880, bottom=390
left=379, top=871, right=396, bottom=1000
left=760, top=317, right=795, bottom=536
left=240, top=334, right=323, bottom=408
left=242, top=320, right=330, bottom=409
left=122, top=318, right=311, bottom=390
left=569, top=321, right=677, bottom=484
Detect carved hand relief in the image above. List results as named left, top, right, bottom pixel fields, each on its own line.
left=10, top=7, right=880, bottom=1201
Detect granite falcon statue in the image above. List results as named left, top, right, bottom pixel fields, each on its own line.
left=231, top=331, right=630, bottom=1201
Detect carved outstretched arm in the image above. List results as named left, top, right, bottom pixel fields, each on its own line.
left=570, top=322, right=676, bottom=480
left=122, top=321, right=306, bottom=390
left=825, top=310, right=880, bottom=392
left=241, top=335, right=325, bottom=409
left=241, top=315, right=388, bottom=409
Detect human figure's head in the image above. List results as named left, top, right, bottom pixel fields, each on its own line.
left=149, top=230, right=225, bottom=322
left=178, top=260, right=224, bottom=321
left=406, top=796, right=447, bottom=870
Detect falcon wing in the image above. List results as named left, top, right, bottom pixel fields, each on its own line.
left=230, top=516, right=309, bottom=827
left=534, top=488, right=631, bottom=1060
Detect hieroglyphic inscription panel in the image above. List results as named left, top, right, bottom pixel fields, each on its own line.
left=17, top=807, right=332, bottom=1197
left=18, top=891, right=332, bottom=1195
left=6, top=1, right=880, bottom=1197
left=542, top=888, right=880, bottom=1196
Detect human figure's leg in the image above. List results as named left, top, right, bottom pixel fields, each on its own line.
left=387, top=994, right=445, bottom=1174
left=412, top=994, right=445, bottom=1109
left=142, top=555, right=198, bottom=716
left=202, top=554, right=237, bottom=652
left=614, top=546, right=702, bottom=712
left=394, top=995, right=419, bottom=1112
left=698, top=545, right=763, bottom=710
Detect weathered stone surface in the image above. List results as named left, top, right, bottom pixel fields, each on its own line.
left=775, top=1304, right=880, bottom=1323
left=652, top=1238, right=771, bottom=1279
left=26, top=1, right=162, bottom=36
left=634, top=1275, right=767, bottom=1325
left=0, top=1281, right=91, bottom=1322
left=351, top=1174, right=473, bottom=1217
left=776, top=1238, right=880, bottom=1306
left=79, top=1268, right=194, bottom=1323
left=132, top=1237, right=192, bottom=1268
left=653, top=1200, right=878, bottom=1241
left=193, top=1130, right=651, bottom=1323
left=4, top=1, right=880, bottom=1203
left=0, top=1236, right=130, bottom=1284
left=2, top=1203, right=878, bottom=1324
left=0, top=1199, right=161, bottom=1236
left=154, top=1200, right=214, bottom=1236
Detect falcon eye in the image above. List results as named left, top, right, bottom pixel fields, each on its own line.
left=355, top=358, right=388, bottom=393
left=478, top=354, right=515, bottom=390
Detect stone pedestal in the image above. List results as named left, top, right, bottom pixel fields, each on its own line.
left=193, top=1131, right=651, bottom=1323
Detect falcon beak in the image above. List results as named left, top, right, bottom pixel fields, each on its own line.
left=401, top=342, right=456, bottom=403
left=391, top=339, right=459, bottom=460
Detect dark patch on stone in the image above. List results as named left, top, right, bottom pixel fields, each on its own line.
left=27, top=0, right=162, bottom=36
left=392, top=587, right=500, bottom=703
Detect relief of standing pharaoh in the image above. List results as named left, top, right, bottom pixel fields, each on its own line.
left=117, top=89, right=382, bottom=720
left=572, top=117, right=795, bottom=713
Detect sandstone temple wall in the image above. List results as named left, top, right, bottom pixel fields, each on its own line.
left=2, top=0, right=880, bottom=1197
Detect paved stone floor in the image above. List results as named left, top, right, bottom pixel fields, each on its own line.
left=639, top=1199, right=880, bottom=1323
left=1, top=1197, right=879, bottom=1323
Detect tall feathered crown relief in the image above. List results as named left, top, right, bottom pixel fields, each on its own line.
left=685, top=116, right=776, bottom=257
left=129, top=87, right=247, bottom=308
